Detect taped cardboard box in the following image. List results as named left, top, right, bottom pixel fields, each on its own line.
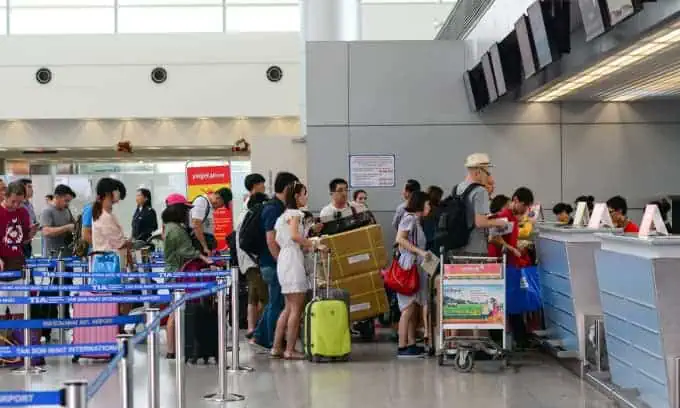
left=320, top=224, right=388, bottom=280
left=329, top=269, right=388, bottom=322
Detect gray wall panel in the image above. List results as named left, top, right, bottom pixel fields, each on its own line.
left=562, top=124, right=680, bottom=209
left=348, top=124, right=562, bottom=212
left=305, top=126, right=350, bottom=211
left=305, top=42, right=349, bottom=127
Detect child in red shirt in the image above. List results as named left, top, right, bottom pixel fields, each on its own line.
left=488, top=187, right=534, bottom=268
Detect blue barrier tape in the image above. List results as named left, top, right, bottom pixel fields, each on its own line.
left=0, top=315, right=143, bottom=329
left=87, top=352, right=123, bottom=400
left=0, top=391, right=63, bottom=406
left=0, top=294, right=172, bottom=305
left=0, top=343, right=117, bottom=357
left=0, top=271, right=21, bottom=279
left=32, top=271, right=231, bottom=279
left=0, top=282, right=214, bottom=292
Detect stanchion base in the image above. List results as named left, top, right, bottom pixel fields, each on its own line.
left=227, top=366, right=255, bottom=373
left=203, top=393, right=245, bottom=402
left=11, top=366, right=47, bottom=375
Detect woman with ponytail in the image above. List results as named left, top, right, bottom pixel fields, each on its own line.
left=91, top=178, right=130, bottom=285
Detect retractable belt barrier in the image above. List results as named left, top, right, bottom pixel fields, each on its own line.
left=0, top=343, right=118, bottom=358
left=0, top=390, right=63, bottom=406
left=0, top=294, right=172, bottom=305
left=32, top=271, right=231, bottom=279
left=0, top=315, right=143, bottom=330
left=0, top=282, right=215, bottom=292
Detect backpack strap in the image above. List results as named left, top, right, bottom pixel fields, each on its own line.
left=192, top=195, right=211, bottom=223
left=455, top=183, right=484, bottom=200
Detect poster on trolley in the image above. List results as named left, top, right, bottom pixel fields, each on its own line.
left=185, top=163, right=232, bottom=251
left=441, top=280, right=505, bottom=330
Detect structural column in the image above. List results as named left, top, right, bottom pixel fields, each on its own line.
left=299, top=0, right=361, bottom=133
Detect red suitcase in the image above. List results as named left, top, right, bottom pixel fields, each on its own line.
left=71, top=292, right=119, bottom=363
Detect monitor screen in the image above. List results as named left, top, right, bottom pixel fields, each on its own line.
left=604, top=0, right=635, bottom=26
left=464, top=63, right=490, bottom=112
left=527, top=1, right=553, bottom=69
left=489, top=43, right=507, bottom=96
left=481, top=52, right=498, bottom=102
left=515, top=15, right=537, bottom=79
left=579, top=0, right=606, bottom=41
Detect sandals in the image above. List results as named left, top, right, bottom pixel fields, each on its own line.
left=270, top=350, right=284, bottom=359
left=283, top=351, right=305, bottom=361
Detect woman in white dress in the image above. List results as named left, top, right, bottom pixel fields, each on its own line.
left=271, top=182, right=321, bottom=360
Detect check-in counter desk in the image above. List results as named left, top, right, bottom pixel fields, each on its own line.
left=595, top=234, right=680, bottom=408
left=536, top=225, right=614, bottom=360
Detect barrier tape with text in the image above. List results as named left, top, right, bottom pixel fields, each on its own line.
left=0, top=294, right=172, bottom=305
left=0, top=391, right=63, bottom=407
left=0, top=343, right=118, bottom=357
left=32, top=271, right=231, bottom=279
left=0, top=315, right=143, bottom=329
left=0, top=282, right=214, bottom=292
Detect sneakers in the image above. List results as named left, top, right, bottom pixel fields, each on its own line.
left=397, top=345, right=425, bottom=359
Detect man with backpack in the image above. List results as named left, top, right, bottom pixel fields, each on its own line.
left=190, top=187, right=232, bottom=255
left=443, top=153, right=508, bottom=255
left=241, top=172, right=299, bottom=349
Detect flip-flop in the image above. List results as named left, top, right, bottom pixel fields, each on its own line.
left=283, top=352, right=305, bottom=361
left=270, top=350, right=284, bottom=359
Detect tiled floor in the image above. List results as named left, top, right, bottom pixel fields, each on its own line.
left=2, top=339, right=617, bottom=408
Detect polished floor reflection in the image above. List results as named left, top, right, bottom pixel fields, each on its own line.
left=1, top=339, right=617, bottom=408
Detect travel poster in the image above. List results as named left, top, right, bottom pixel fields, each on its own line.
left=441, top=281, right=505, bottom=329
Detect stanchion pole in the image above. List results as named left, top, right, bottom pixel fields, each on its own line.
left=174, top=290, right=186, bottom=408
left=139, top=250, right=150, bottom=310
left=63, top=380, right=88, bottom=408
left=56, top=257, right=66, bottom=345
left=146, top=308, right=160, bottom=408
left=228, top=266, right=253, bottom=373
left=117, top=334, right=134, bottom=408
left=13, top=265, right=45, bottom=375
left=204, top=277, right=244, bottom=403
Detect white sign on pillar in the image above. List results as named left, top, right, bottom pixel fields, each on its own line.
left=587, top=203, right=614, bottom=229
left=573, top=201, right=590, bottom=227
left=639, top=204, right=670, bottom=238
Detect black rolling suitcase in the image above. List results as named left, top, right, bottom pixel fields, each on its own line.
left=184, top=299, right=219, bottom=364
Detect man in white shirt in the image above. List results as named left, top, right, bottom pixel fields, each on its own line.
left=320, top=178, right=359, bottom=222
left=190, top=187, right=232, bottom=255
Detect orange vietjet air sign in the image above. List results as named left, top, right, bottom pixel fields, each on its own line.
left=186, top=165, right=232, bottom=251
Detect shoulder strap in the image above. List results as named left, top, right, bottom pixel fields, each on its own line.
left=192, top=195, right=211, bottom=223
left=455, top=183, right=483, bottom=200
left=350, top=205, right=357, bottom=216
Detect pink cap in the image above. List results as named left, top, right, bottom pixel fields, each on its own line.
left=165, top=193, right=192, bottom=207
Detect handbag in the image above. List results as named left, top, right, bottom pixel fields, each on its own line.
left=382, top=217, right=420, bottom=296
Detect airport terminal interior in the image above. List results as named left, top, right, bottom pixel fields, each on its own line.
left=3, top=0, right=680, bottom=407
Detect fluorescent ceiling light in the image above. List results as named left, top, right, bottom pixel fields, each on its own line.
left=528, top=23, right=680, bottom=102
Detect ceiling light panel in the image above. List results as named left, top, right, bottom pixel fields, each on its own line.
left=527, top=22, right=680, bottom=103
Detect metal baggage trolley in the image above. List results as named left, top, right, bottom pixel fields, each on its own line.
left=436, top=254, right=508, bottom=372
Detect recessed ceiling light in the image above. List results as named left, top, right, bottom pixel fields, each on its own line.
left=197, top=117, right=210, bottom=121
left=177, top=147, right=192, bottom=150
left=146, top=147, right=162, bottom=150
left=235, top=116, right=248, bottom=120
left=120, top=118, right=134, bottom=121
left=84, top=147, right=101, bottom=151
left=56, top=148, right=69, bottom=151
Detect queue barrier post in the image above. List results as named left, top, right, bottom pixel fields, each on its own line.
left=117, top=334, right=134, bottom=408
left=228, top=266, right=253, bottom=373
left=204, top=277, right=244, bottom=403
left=56, top=257, right=66, bottom=345
left=146, top=308, right=160, bottom=408
left=13, top=265, right=46, bottom=375
left=139, top=250, right=150, bottom=310
left=174, top=290, right=186, bottom=408
left=63, top=380, right=88, bottom=408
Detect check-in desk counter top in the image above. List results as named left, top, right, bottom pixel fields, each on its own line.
left=536, top=225, right=615, bottom=360
left=594, top=233, right=680, bottom=408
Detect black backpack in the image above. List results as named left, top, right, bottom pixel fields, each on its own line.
left=435, top=183, right=483, bottom=251
left=238, top=199, right=281, bottom=262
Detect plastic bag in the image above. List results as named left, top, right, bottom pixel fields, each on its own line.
left=506, top=265, right=542, bottom=314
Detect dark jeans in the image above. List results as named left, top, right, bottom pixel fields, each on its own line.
left=508, top=313, right=528, bottom=347
left=253, top=265, right=283, bottom=349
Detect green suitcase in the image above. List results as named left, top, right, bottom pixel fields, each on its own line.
left=303, top=250, right=351, bottom=362
left=304, top=298, right=351, bottom=362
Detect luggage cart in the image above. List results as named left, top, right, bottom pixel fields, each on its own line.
left=436, top=254, right=508, bottom=372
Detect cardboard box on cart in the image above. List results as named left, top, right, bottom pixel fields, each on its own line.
left=327, top=270, right=389, bottom=321
left=320, top=224, right=388, bottom=280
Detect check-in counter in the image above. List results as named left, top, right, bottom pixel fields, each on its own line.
left=536, top=225, right=614, bottom=360
left=595, top=234, right=680, bottom=408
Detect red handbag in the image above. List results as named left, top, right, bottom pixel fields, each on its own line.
left=383, top=258, right=420, bottom=296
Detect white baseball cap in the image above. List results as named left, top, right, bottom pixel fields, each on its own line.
left=465, top=153, right=493, bottom=168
